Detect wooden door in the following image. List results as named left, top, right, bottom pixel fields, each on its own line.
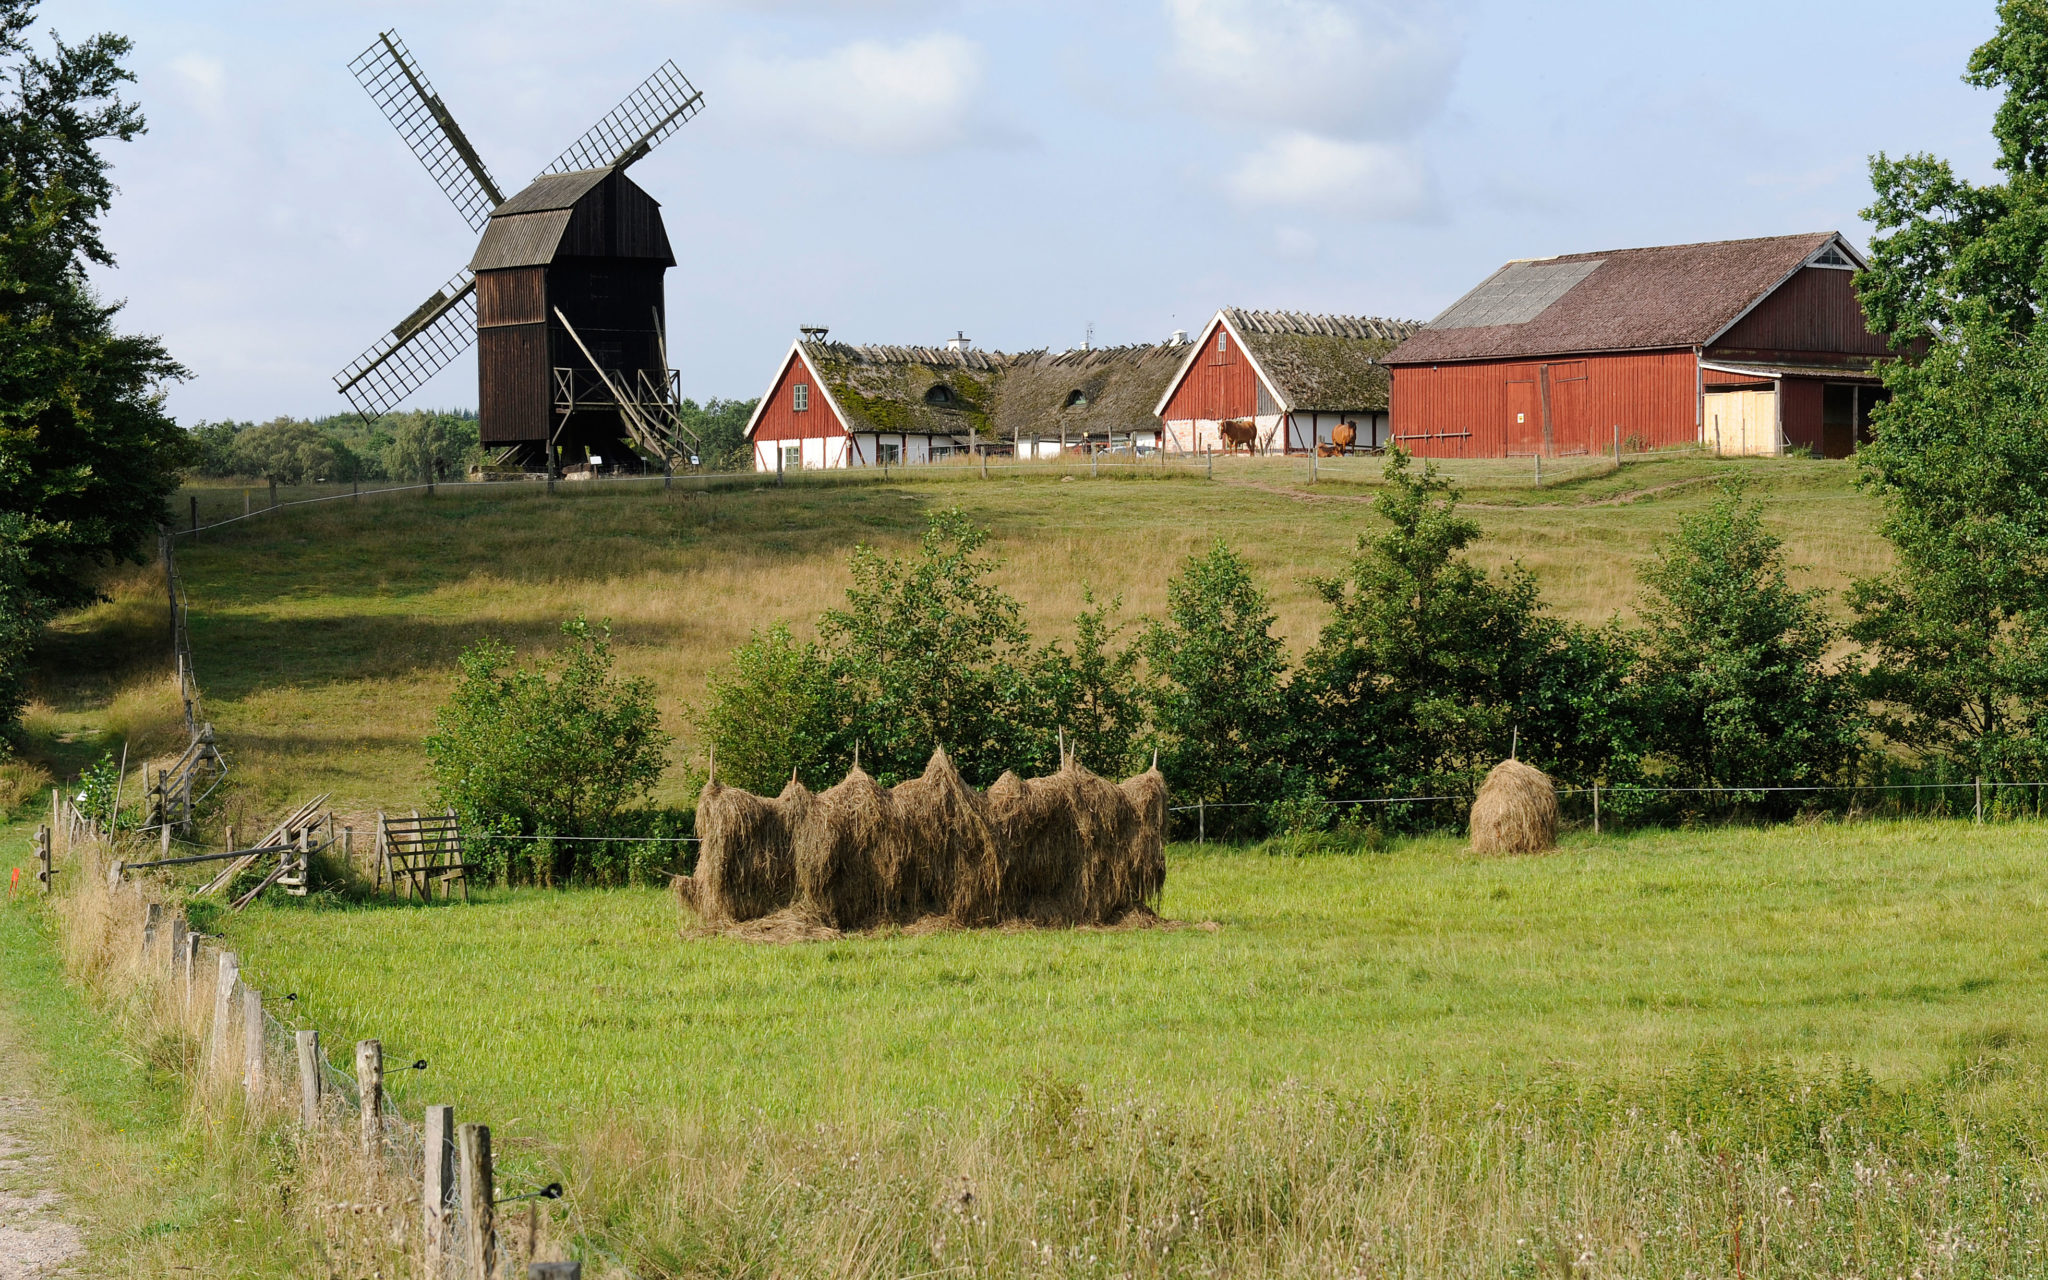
left=1506, top=380, right=1542, bottom=453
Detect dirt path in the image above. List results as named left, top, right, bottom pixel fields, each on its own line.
left=0, top=1024, right=82, bottom=1279
left=1229, top=474, right=1717, bottom=510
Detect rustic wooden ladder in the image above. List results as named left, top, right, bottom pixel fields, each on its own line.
left=375, top=809, right=470, bottom=901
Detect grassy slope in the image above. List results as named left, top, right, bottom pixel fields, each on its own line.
left=27, top=452, right=1883, bottom=822
left=219, top=820, right=2047, bottom=1149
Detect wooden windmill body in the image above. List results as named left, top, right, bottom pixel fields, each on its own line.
left=334, top=32, right=703, bottom=473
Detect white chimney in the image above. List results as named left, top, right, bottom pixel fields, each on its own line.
left=946, top=330, right=972, bottom=352
left=1170, top=328, right=1188, bottom=345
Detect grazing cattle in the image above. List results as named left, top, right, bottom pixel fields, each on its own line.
left=1218, top=418, right=1258, bottom=454
left=1332, top=421, right=1357, bottom=454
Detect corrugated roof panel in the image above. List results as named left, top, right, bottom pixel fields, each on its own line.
left=1429, top=260, right=1604, bottom=329
left=469, top=210, right=573, bottom=271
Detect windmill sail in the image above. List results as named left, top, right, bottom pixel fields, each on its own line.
left=350, top=31, right=505, bottom=232
left=333, top=272, right=477, bottom=421
left=541, top=61, right=703, bottom=176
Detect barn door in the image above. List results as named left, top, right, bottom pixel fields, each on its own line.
left=1506, top=380, right=1542, bottom=453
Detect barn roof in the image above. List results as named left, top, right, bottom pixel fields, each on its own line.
left=746, top=339, right=1194, bottom=443
left=991, top=344, right=1189, bottom=441
left=1223, top=309, right=1419, bottom=412
left=797, top=341, right=1021, bottom=439
left=1389, top=232, right=1855, bottom=364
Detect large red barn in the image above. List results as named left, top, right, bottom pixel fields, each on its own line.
left=1385, top=232, right=1896, bottom=459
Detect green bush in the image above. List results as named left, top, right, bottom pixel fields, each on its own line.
left=695, top=622, right=851, bottom=794
left=424, top=615, right=671, bottom=885
left=1140, top=541, right=1293, bottom=837
left=1635, top=480, right=1862, bottom=795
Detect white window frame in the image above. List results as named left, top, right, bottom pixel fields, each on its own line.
left=1216, top=331, right=1228, bottom=356
left=792, top=382, right=810, bottom=411
left=782, top=445, right=801, bottom=470
left=877, top=441, right=902, bottom=465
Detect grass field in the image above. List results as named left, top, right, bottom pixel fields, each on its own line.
left=24, top=451, right=1884, bottom=823
left=195, top=819, right=2048, bottom=1276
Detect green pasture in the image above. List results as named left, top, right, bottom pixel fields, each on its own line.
left=218, top=819, right=2048, bottom=1142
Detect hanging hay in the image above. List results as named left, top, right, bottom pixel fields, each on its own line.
left=1468, top=758, right=1558, bottom=855
left=678, top=748, right=1168, bottom=935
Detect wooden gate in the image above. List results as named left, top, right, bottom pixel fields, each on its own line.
left=376, top=810, right=470, bottom=900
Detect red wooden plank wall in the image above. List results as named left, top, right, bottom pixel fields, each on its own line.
left=1390, top=350, right=1699, bottom=456
left=1160, top=326, right=1259, bottom=421
left=751, top=353, right=846, bottom=443
left=1713, top=267, right=1889, bottom=361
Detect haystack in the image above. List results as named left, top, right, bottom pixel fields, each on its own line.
left=1468, top=758, right=1558, bottom=855
left=678, top=748, right=1168, bottom=933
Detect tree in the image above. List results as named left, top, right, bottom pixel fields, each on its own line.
left=1140, top=542, right=1292, bottom=830
left=1022, top=592, right=1145, bottom=778
left=228, top=418, right=355, bottom=484
left=675, top=397, right=758, bottom=470
left=822, top=508, right=1032, bottom=785
left=0, top=0, right=190, bottom=619
left=1848, top=332, right=2048, bottom=773
left=1637, top=482, right=1861, bottom=791
left=383, top=410, right=479, bottom=482
left=1850, top=1, right=2048, bottom=773
left=424, top=615, right=671, bottom=885
left=0, top=513, right=48, bottom=737
left=1291, top=450, right=1633, bottom=803
left=695, top=623, right=851, bottom=794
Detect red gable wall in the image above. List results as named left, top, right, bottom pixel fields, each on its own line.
left=1711, top=266, right=1890, bottom=364
left=751, top=351, right=845, bottom=442
left=1160, top=321, right=1260, bottom=421
left=1390, top=350, right=1698, bottom=457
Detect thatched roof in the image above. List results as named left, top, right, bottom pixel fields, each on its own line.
left=800, top=341, right=1019, bottom=439
left=785, top=339, right=1188, bottom=444
left=990, top=344, right=1188, bottom=443
left=1222, top=309, right=1421, bottom=413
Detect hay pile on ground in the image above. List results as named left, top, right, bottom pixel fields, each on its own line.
left=1468, top=758, right=1559, bottom=854
left=679, top=748, right=1167, bottom=933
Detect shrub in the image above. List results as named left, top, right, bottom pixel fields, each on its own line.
left=1636, top=480, right=1862, bottom=793
left=1020, top=591, right=1145, bottom=778
left=424, top=615, right=671, bottom=885
left=227, top=418, right=358, bottom=484
left=382, top=409, right=480, bottom=482
left=822, top=508, right=1031, bottom=785
left=1140, top=542, right=1292, bottom=835
left=1291, top=450, right=1637, bottom=808
left=695, top=622, right=851, bottom=794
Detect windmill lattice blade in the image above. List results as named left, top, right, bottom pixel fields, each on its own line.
left=541, top=61, right=703, bottom=176
left=350, top=30, right=504, bottom=232
left=333, top=272, right=477, bottom=421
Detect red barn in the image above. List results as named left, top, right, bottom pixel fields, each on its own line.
left=1155, top=309, right=1419, bottom=455
left=1385, top=232, right=1895, bottom=459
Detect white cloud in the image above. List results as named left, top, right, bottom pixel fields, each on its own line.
left=1165, top=0, right=1460, bottom=138
left=722, top=34, right=992, bottom=153
left=1229, top=132, right=1434, bottom=219
left=167, top=53, right=230, bottom=123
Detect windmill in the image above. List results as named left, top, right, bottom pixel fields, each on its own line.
left=333, top=31, right=705, bottom=473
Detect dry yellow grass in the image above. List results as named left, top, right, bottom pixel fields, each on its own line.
left=26, top=454, right=1883, bottom=820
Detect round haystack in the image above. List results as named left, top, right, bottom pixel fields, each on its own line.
left=1468, top=759, right=1558, bottom=855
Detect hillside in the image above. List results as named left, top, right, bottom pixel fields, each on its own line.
left=32, top=452, right=1884, bottom=818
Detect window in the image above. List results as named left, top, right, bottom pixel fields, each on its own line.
left=925, top=384, right=957, bottom=406
left=1216, top=332, right=1229, bottom=356
left=792, top=383, right=810, bottom=412
left=1063, top=389, right=1088, bottom=409
left=1811, top=244, right=1855, bottom=269
left=782, top=445, right=801, bottom=470
left=878, top=442, right=902, bottom=465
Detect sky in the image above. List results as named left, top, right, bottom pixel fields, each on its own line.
left=45, top=0, right=2004, bottom=423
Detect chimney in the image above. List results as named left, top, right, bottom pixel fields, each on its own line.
left=1170, top=328, right=1188, bottom=345
left=946, top=330, right=972, bottom=352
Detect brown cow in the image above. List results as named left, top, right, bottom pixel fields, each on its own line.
left=1332, top=421, right=1358, bottom=454
left=1218, top=418, right=1258, bottom=455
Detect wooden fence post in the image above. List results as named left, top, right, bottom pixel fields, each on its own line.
left=1976, top=776, right=1984, bottom=824
left=107, top=859, right=125, bottom=891
left=357, top=1039, right=383, bottom=1159
left=142, top=902, right=161, bottom=961
left=242, top=985, right=265, bottom=1102
left=459, top=1122, right=496, bottom=1280
left=297, top=1030, right=322, bottom=1128
left=183, top=932, right=202, bottom=1011
left=33, top=825, right=50, bottom=894
left=1592, top=783, right=1601, bottom=836
left=167, top=915, right=187, bottom=976
left=209, top=951, right=239, bottom=1075
left=424, top=1105, right=456, bottom=1277
left=268, top=477, right=278, bottom=509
